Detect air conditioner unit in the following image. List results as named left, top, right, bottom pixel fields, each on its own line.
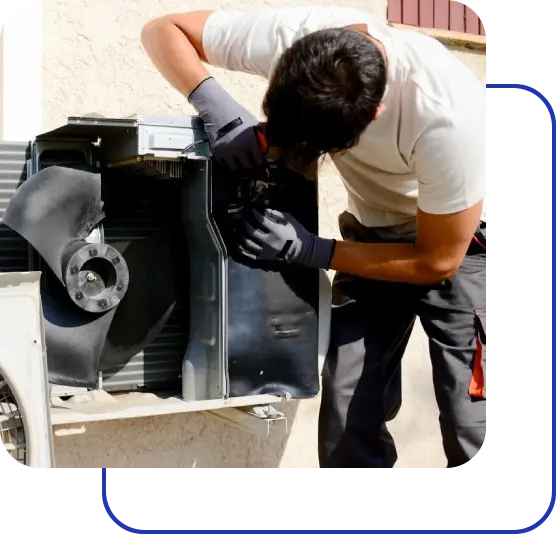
left=0, top=115, right=331, bottom=461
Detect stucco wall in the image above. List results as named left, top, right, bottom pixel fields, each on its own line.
left=44, top=0, right=485, bottom=468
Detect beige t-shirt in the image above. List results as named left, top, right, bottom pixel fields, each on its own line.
left=202, top=5, right=486, bottom=229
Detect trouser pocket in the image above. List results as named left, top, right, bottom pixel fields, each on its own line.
left=338, top=211, right=368, bottom=242
left=469, top=309, right=486, bottom=399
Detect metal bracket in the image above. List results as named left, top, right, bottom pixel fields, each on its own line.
left=206, top=404, right=288, bottom=439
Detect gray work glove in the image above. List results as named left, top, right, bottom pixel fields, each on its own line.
left=237, top=208, right=336, bottom=270
left=188, top=77, right=264, bottom=170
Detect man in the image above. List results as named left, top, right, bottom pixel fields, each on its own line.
left=141, top=5, right=486, bottom=468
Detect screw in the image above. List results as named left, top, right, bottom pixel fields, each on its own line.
left=112, top=257, right=120, bottom=265
left=70, top=265, right=79, bottom=275
left=98, top=299, right=107, bottom=309
left=116, top=282, right=124, bottom=291
left=86, top=273, right=96, bottom=282
left=89, top=248, right=98, bottom=257
left=75, top=291, right=84, bottom=301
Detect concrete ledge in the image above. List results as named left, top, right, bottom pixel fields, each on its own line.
left=391, top=23, right=486, bottom=51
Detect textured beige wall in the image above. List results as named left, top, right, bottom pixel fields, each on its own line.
left=43, top=0, right=485, bottom=468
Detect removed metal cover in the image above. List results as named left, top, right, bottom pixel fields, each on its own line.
left=0, top=272, right=55, bottom=468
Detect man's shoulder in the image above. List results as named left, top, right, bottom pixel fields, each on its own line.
left=275, top=5, right=384, bottom=31
left=393, top=65, right=485, bottom=170
left=401, top=45, right=485, bottom=135
left=207, top=5, right=383, bottom=36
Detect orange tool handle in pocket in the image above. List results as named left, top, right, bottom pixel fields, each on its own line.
left=255, top=126, right=268, bottom=154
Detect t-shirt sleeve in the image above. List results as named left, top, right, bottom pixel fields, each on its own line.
left=201, top=9, right=294, bottom=78
left=414, top=111, right=486, bottom=216
left=201, top=6, right=376, bottom=79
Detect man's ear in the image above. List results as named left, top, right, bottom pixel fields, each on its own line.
left=374, top=103, right=386, bottom=120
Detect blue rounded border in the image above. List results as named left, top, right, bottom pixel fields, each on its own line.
left=101, top=83, right=556, bottom=534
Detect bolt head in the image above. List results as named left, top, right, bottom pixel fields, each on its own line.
left=75, top=291, right=84, bottom=301
left=98, top=299, right=107, bottom=309
left=116, top=282, right=124, bottom=291
left=112, top=256, right=121, bottom=265
left=89, top=248, right=98, bottom=257
left=70, top=265, right=79, bottom=275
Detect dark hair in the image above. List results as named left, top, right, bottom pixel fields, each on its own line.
left=262, top=27, right=387, bottom=170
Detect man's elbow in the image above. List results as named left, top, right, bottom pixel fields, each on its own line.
left=141, top=14, right=183, bottom=42
left=141, top=11, right=212, bottom=60
left=419, top=256, right=461, bottom=283
left=140, top=17, right=165, bottom=48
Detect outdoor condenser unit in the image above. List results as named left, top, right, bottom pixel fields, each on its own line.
left=0, top=115, right=330, bottom=431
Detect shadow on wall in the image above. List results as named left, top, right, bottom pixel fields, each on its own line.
left=54, top=401, right=301, bottom=468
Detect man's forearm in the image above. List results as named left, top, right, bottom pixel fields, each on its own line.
left=329, top=240, right=458, bottom=285
left=141, top=17, right=210, bottom=97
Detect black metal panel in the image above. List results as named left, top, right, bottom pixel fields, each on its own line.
left=210, top=165, right=320, bottom=399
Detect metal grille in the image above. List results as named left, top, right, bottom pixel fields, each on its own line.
left=107, top=159, right=186, bottom=180
left=0, top=142, right=29, bottom=273
left=100, top=173, right=188, bottom=392
left=0, top=373, right=27, bottom=465
left=34, top=152, right=188, bottom=392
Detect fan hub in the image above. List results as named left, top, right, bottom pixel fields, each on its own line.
left=64, top=243, right=129, bottom=313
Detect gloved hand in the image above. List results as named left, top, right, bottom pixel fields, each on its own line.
left=236, top=208, right=336, bottom=270
left=188, top=77, right=264, bottom=170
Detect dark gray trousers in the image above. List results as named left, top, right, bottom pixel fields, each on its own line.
left=318, top=212, right=486, bottom=468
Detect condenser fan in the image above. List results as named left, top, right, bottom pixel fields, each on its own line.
left=3, top=165, right=183, bottom=388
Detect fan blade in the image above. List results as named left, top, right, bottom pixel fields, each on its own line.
left=99, top=232, right=186, bottom=372
left=3, top=165, right=105, bottom=283
left=41, top=271, right=117, bottom=388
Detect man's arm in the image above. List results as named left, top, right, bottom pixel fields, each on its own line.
left=141, top=10, right=267, bottom=170
left=140, top=11, right=213, bottom=97
left=331, top=111, right=485, bottom=284
left=140, top=8, right=297, bottom=94
left=329, top=201, right=483, bottom=284
left=237, top=202, right=482, bottom=284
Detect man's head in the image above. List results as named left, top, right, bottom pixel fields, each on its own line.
left=262, top=27, right=387, bottom=171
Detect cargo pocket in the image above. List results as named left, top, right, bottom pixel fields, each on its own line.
left=469, top=309, right=486, bottom=399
